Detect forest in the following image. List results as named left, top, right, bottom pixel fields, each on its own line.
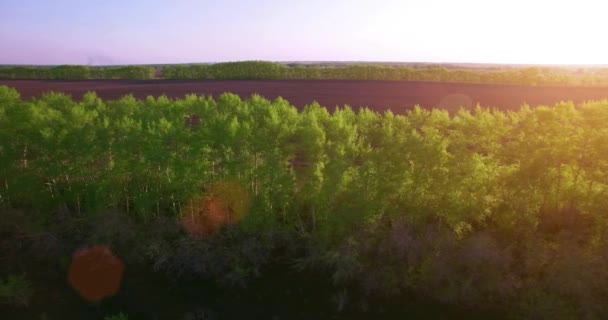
left=161, top=61, right=578, bottom=86
left=1, top=84, right=608, bottom=319
left=3, top=61, right=608, bottom=86
left=0, top=65, right=156, bottom=80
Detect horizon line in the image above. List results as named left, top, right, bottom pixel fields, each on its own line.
left=1, top=61, right=608, bottom=68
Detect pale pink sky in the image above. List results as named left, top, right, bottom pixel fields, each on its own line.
left=1, top=0, right=607, bottom=65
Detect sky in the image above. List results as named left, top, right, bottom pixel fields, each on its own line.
left=1, top=0, right=607, bottom=65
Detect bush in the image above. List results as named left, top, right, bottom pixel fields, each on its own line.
left=104, top=312, right=129, bottom=320
left=0, top=274, right=34, bottom=306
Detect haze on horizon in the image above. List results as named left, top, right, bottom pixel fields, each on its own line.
left=1, top=0, right=606, bottom=66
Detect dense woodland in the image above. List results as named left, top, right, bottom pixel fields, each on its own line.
left=3, top=61, right=608, bottom=86
left=0, top=65, right=155, bottom=80
left=162, top=61, right=578, bottom=85
left=1, top=85, right=608, bottom=319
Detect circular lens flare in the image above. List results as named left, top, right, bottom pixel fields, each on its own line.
left=180, top=181, right=250, bottom=238
left=67, top=245, right=124, bottom=302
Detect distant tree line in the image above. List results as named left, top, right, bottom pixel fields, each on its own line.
left=4, top=61, right=608, bottom=86
left=2, top=85, right=608, bottom=318
left=0, top=65, right=155, bottom=80
left=162, top=61, right=608, bottom=86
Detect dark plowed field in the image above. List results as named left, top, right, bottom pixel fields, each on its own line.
left=2, top=79, right=608, bottom=113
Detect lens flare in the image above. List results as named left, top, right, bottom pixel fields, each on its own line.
left=67, top=245, right=124, bottom=302
left=180, top=181, right=250, bottom=237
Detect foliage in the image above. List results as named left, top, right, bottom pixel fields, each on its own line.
left=160, top=61, right=608, bottom=86
left=4, top=62, right=608, bottom=85
left=0, top=65, right=155, bottom=80
left=104, top=312, right=129, bottom=320
left=162, top=61, right=288, bottom=80
left=2, top=85, right=608, bottom=318
left=89, top=66, right=156, bottom=80
left=0, top=274, right=34, bottom=306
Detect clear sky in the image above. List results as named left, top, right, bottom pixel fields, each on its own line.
left=1, top=0, right=607, bottom=65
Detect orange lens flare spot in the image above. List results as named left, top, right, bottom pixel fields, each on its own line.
left=67, top=245, right=124, bottom=302
left=180, top=181, right=250, bottom=238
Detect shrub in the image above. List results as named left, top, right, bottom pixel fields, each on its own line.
left=104, top=312, right=129, bottom=320
left=0, top=274, right=34, bottom=306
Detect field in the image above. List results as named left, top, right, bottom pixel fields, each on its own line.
left=3, top=79, right=608, bottom=113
